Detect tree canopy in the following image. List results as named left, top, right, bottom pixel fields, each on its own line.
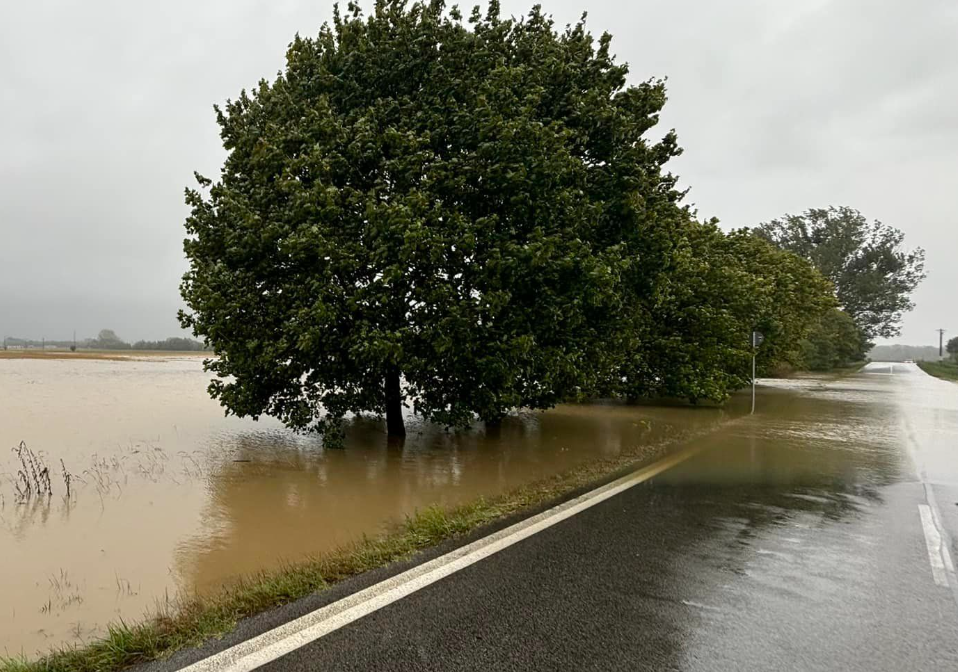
left=180, top=1, right=846, bottom=443
left=91, top=329, right=130, bottom=350
left=755, top=206, right=925, bottom=343
left=618, top=222, right=835, bottom=401
left=800, top=309, right=867, bottom=371
left=180, top=1, right=688, bottom=439
left=131, top=337, right=209, bottom=352
left=947, top=336, right=958, bottom=360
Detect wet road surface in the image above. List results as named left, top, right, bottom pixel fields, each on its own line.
left=146, top=362, right=958, bottom=671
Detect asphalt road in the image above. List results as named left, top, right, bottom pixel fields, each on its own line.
left=149, top=362, right=958, bottom=671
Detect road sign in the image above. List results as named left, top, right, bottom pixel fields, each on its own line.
left=750, top=331, right=764, bottom=414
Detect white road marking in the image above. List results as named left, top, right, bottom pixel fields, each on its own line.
left=919, top=504, right=949, bottom=587
left=680, top=599, right=724, bottom=613
left=177, top=445, right=704, bottom=672
left=903, top=417, right=958, bottom=606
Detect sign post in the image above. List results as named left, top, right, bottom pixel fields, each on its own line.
left=751, top=331, right=764, bottom=414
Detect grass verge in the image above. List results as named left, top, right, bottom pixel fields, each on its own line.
left=918, top=359, right=958, bottom=382
left=0, top=428, right=707, bottom=672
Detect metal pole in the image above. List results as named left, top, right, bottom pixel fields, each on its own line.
left=750, top=330, right=763, bottom=414
left=939, top=329, right=946, bottom=358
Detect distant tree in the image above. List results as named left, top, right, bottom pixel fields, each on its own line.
left=800, top=309, right=867, bottom=371
left=755, top=207, right=925, bottom=343
left=92, top=329, right=130, bottom=350
left=948, top=336, right=958, bottom=361
left=132, top=337, right=208, bottom=351
left=180, top=2, right=687, bottom=440
left=868, top=344, right=942, bottom=363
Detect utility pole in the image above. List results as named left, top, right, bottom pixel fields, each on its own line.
left=751, top=330, right=765, bottom=414
left=938, top=329, right=947, bottom=358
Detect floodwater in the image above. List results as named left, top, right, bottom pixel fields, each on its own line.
left=0, top=355, right=749, bottom=656
left=275, top=363, right=958, bottom=671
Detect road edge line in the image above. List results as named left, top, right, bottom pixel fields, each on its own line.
left=919, top=504, right=949, bottom=587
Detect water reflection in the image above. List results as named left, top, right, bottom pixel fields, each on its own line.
left=662, top=387, right=904, bottom=489
left=176, top=401, right=745, bottom=594
left=0, top=356, right=746, bottom=655
left=1, top=356, right=918, bottom=659
left=647, top=371, right=913, bottom=670
left=373, top=374, right=911, bottom=672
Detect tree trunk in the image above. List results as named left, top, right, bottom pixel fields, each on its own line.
left=385, top=366, right=405, bottom=437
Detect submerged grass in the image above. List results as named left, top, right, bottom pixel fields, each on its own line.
left=0, top=438, right=679, bottom=672
left=918, top=359, right=958, bottom=382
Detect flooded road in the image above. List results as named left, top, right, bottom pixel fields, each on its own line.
left=1, top=355, right=745, bottom=656
left=637, top=362, right=958, bottom=671
left=225, top=362, right=958, bottom=672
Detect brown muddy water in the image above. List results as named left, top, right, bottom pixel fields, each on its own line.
left=0, top=355, right=750, bottom=657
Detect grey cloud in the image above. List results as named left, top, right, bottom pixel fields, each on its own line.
left=1, top=0, right=954, bottom=344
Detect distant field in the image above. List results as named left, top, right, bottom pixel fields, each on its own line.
left=918, top=360, right=958, bottom=382
left=0, top=349, right=208, bottom=361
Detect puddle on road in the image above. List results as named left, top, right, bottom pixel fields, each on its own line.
left=624, top=365, right=958, bottom=672
left=1, top=356, right=741, bottom=655
left=658, top=374, right=910, bottom=492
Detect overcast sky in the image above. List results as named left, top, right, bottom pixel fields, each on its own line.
left=1, top=0, right=955, bottom=344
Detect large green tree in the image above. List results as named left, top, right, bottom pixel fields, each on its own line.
left=755, top=206, right=925, bottom=342
left=620, top=220, right=755, bottom=403
left=180, top=1, right=686, bottom=440
left=620, top=223, right=836, bottom=402
left=727, top=231, right=839, bottom=375
left=947, top=336, right=958, bottom=361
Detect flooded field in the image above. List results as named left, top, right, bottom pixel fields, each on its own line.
left=0, top=355, right=749, bottom=656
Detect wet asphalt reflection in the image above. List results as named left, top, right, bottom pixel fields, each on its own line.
left=245, top=362, right=958, bottom=671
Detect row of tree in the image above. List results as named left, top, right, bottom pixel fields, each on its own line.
left=2, top=331, right=209, bottom=351
left=869, top=343, right=954, bottom=363
left=179, top=1, right=923, bottom=441
left=132, top=337, right=210, bottom=351
left=88, top=330, right=209, bottom=351
left=757, top=206, right=927, bottom=371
